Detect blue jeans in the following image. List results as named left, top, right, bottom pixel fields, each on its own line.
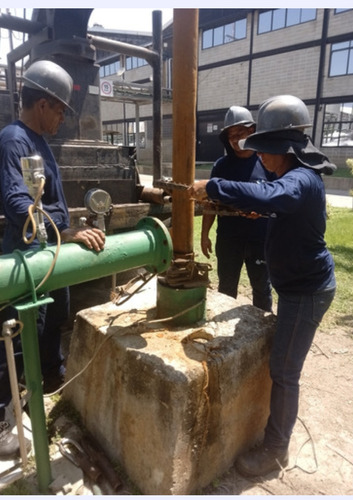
left=216, top=236, right=272, bottom=312
left=263, top=282, right=336, bottom=449
left=0, top=287, right=69, bottom=415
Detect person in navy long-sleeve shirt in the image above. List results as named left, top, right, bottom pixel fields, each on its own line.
left=0, top=60, right=105, bottom=458
left=189, top=95, right=336, bottom=478
left=201, top=106, right=274, bottom=311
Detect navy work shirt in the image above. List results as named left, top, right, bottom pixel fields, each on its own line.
left=210, top=152, right=275, bottom=241
left=0, top=120, right=69, bottom=253
left=206, top=166, right=335, bottom=294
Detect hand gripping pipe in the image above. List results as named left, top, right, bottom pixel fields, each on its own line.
left=0, top=217, right=172, bottom=492
left=0, top=217, right=172, bottom=302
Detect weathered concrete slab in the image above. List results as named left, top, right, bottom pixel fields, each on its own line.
left=63, top=279, right=275, bottom=494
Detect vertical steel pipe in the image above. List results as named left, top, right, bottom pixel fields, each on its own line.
left=152, top=10, right=162, bottom=182
left=171, top=9, right=199, bottom=259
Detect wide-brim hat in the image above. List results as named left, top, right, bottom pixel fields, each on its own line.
left=239, top=129, right=336, bottom=175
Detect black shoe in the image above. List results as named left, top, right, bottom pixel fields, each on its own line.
left=235, top=443, right=289, bottom=477
left=0, top=420, right=20, bottom=458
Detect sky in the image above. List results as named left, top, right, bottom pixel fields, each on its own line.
left=89, top=8, right=174, bottom=32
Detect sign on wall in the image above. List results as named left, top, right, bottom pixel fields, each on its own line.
left=100, top=80, right=114, bottom=97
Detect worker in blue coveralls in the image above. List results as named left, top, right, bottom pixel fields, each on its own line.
left=188, top=95, right=336, bottom=477
left=200, top=106, right=274, bottom=311
left=0, top=60, right=105, bottom=458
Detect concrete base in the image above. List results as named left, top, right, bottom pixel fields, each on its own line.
left=63, top=279, right=275, bottom=494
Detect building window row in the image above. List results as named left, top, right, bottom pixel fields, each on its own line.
left=202, top=18, right=247, bottom=49
left=126, top=56, right=148, bottom=70
left=99, top=60, right=121, bottom=78
left=201, top=9, right=317, bottom=49
left=99, top=55, right=148, bottom=77
left=258, top=8, right=316, bottom=34
left=329, top=40, right=353, bottom=77
left=322, top=102, right=353, bottom=147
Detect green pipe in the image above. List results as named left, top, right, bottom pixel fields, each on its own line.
left=0, top=217, right=172, bottom=304
left=0, top=216, right=172, bottom=491
left=17, top=298, right=53, bottom=492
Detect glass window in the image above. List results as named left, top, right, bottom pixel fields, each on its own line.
left=329, top=41, right=353, bottom=76
left=258, top=8, right=316, bottom=34
left=235, top=18, right=247, bottom=39
left=202, top=29, right=213, bottom=49
left=322, top=103, right=353, bottom=147
left=287, top=9, right=301, bottom=26
left=224, top=22, right=235, bottom=43
left=272, top=9, right=286, bottom=30
left=348, top=51, right=353, bottom=74
left=300, top=9, right=316, bottom=22
left=258, top=11, right=272, bottom=34
left=213, top=26, right=223, bottom=46
left=330, top=50, right=349, bottom=76
left=202, top=17, right=247, bottom=49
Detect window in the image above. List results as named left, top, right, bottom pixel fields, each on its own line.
left=322, top=103, right=353, bottom=147
left=258, top=9, right=316, bottom=34
left=335, top=8, right=351, bottom=14
left=329, top=40, right=353, bottom=76
left=99, top=60, right=121, bottom=78
left=202, top=17, right=247, bottom=49
left=126, top=56, right=148, bottom=70
left=128, top=122, right=146, bottom=148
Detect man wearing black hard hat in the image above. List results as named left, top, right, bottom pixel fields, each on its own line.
left=188, top=95, right=336, bottom=477
left=0, top=60, right=105, bottom=457
left=200, top=105, right=273, bottom=312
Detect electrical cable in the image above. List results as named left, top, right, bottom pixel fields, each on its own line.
left=22, top=175, right=46, bottom=245
left=0, top=179, right=62, bottom=312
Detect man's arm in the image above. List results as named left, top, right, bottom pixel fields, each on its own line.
left=201, top=211, right=215, bottom=259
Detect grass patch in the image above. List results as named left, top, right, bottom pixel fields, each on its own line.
left=331, top=167, right=352, bottom=178
left=193, top=205, right=353, bottom=332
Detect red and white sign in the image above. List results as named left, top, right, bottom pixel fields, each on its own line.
left=100, top=80, right=114, bottom=97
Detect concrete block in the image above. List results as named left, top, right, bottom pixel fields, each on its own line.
left=63, top=280, right=275, bottom=494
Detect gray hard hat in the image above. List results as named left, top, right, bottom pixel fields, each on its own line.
left=22, top=60, right=74, bottom=112
left=239, top=95, right=312, bottom=153
left=255, top=95, right=311, bottom=135
left=219, top=106, right=255, bottom=143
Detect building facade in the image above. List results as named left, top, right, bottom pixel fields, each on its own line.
left=92, top=8, right=353, bottom=168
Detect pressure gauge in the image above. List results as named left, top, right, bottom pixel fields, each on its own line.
left=84, top=188, right=112, bottom=215
left=84, top=188, right=112, bottom=233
